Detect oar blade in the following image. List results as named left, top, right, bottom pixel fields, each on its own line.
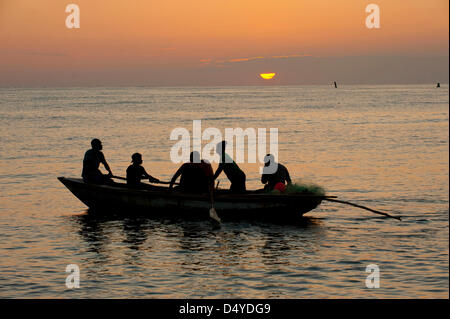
left=209, top=207, right=221, bottom=223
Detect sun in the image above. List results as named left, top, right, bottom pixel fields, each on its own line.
left=259, top=73, right=276, bottom=80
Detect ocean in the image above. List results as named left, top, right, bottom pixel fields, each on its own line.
left=0, top=84, right=448, bottom=298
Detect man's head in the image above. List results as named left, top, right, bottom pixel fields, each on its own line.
left=262, top=153, right=278, bottom=174
left=264, top=154, right=275, bottom=167
left=131, top=152, right=143, bottom=165
left=91, top=138, right=102, bottom=150
left=190, top=151, right=201, bottom=163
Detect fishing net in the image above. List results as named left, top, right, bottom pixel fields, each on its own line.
left=270, top=179, right=326, bottom=196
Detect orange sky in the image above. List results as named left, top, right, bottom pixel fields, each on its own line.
left=0, top=0, right=448, bottom=86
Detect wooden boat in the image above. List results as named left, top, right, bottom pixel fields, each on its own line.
left=58, top=177, right=325, bottom=222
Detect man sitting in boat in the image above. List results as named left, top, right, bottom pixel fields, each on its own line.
left=261, top=154, right=292, bottom=191
left=126, top=153, right=160, bottom=188
left=81, top=138, right=114, bottom=184
left=169, top=151, right=213, bottom=194
left=213, top=141, right=246, bottom=193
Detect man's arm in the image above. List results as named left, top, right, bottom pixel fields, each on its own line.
left=142, top=168, right=160, bottom=183
left=213, top=163, right=224, bottom=180
left=261, top=172, right=269, bottom=184
left=100, top=153, right=113, bottom=175
left=169, top=166, right=183, bottom=189
left=285, top=167, right=292, bottom=184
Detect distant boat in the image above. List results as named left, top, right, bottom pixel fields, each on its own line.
left=58, top=177, right=327, bottom=222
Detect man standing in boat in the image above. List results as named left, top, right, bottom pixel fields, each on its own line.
left=81, top=138, right=114, bottom=184
left=213, top=141, right=246, bottom=193
left=261, top=154, right=292, bottom=191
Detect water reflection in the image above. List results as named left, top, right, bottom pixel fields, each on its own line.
left=75, top=212, right=111, bottom=255
left=258, top=218, right=325, bottom=267
left=122, top=217, right=151, bottom=251
left=72, top=210, right=155, bottom=253
left=70, top=210, right=326, bottom=274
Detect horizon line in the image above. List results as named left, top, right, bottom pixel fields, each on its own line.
left=0, top=82, right=448, bottom=89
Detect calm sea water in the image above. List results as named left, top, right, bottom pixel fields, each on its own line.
left=0, top=85, right=448, bottom=298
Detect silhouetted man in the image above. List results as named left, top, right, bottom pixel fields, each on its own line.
left=261, top=154, right=292, bottom=191
left=169, top=151, right=214, bottom=194
left=126, top=153, right=160, bottom=188
left=82, top=138, right=113, bottom=184
left=213, top=141, right=246, bottom=193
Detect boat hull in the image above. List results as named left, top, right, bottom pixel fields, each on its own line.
left=58, top=177, right=323, bottom=222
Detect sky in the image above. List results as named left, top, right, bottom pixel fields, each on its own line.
left=0, top=0, right=448, bottom=86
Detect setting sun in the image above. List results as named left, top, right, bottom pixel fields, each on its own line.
left=260, top=73, right=276, bottom=80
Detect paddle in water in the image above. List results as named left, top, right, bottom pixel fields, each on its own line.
left=209, top=207, right=221, bottom=224
left=323, top=198, right=401, bottom=221
left=208, top=182, right=221, bottom=225
left=285, top=181, right=401, bottom=221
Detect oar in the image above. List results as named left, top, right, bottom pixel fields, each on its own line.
left=323, top=198, right=401, bottom=221
left=209, top=205, right=221, bottom=224
left=112, top=175, right=178, bottom=185
left=209, top=182, right=221, bottom=224
left=152, top=181, right=174, bottom=185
